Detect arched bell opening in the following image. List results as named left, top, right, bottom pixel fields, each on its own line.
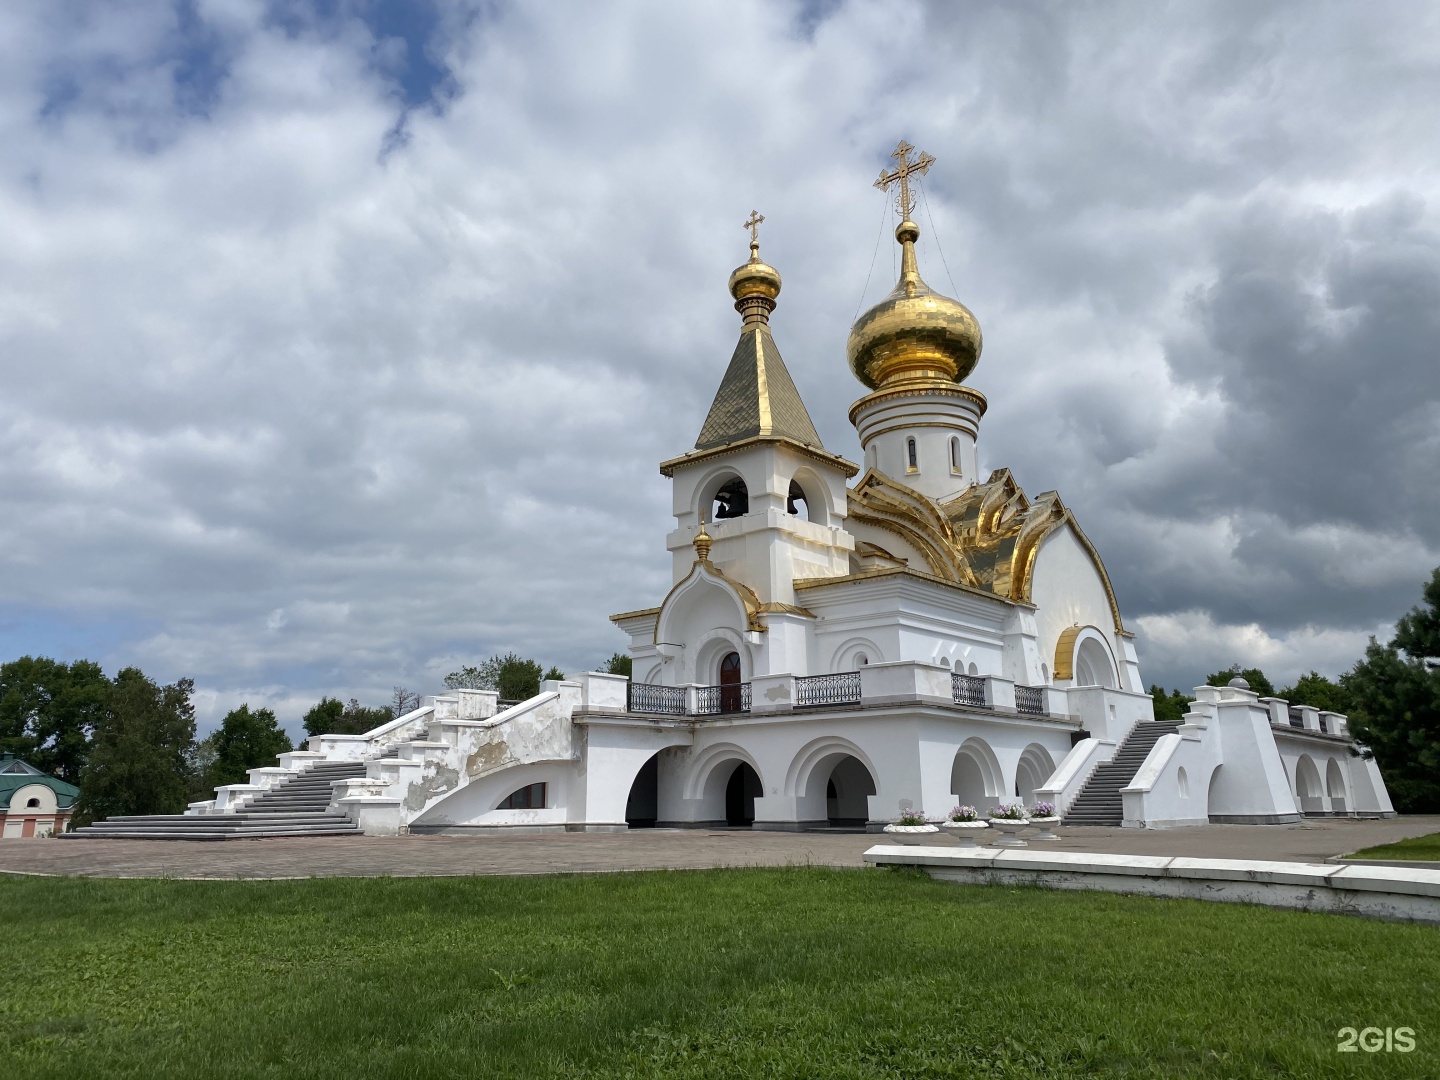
left=724, top=761, right=763, bottom=826
left=786, top=480, right=810, bottom=520
left=712, top=476, right=749, bottom=520
left=624, top=753, right=660, bottom=829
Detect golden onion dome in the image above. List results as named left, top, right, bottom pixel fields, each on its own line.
left=847, top=219, right=981, bottom=391
left=728, top=240, right=782, bottom=323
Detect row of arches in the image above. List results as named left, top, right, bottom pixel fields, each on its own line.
left=1293, top=753, right=1349, bottom=814
left=699, top=466, right=834, bottom=526
left=622, top=737, right=1057, bottom=829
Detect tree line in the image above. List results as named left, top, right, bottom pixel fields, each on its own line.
left=1147, top=568, right=1440, bottom=813
left=0, top=651, right=632, bottom=827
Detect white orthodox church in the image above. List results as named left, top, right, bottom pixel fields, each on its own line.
left=75, top=146, right=1394, bottom=841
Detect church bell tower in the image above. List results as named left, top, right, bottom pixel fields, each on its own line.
left=657, top=213, right=858, bottom=676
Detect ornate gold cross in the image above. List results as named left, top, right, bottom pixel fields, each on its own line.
left=743, top=209, right=765, bottom=243
left=874, top=140, right=935, bottom=220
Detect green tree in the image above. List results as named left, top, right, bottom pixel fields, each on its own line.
left=75, top=669, right=196, bottom=825
left=445, top=653, right=547, bottom=701
left=1277, top=671, right=1353, bottom=714
left=1206, top=665, right=1276, bottom=698
left=0, top=656, right=108, bottom=783
left=201, top=705, right=293, bottom=790
left=1343, top=568, right=1440, bottom=813
left=603, top=652, right=633, bottom=678
left=1148, top=685, right=1194, bottom=723
left=543, top=666, right=566, bottom=682
left=302, top=696, right=391, bottom=738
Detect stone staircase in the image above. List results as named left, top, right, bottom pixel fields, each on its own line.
left=1062, top=720, right=1182, bottom=826
left=64, top=759, right=370, bottom=840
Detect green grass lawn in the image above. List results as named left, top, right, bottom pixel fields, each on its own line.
left=1349, top=831, right=1440, bottom=862
left=0, top=867, right=1435, bottom=1078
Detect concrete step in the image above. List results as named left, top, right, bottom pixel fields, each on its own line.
left=1062, top=720, right=1182, bottom=827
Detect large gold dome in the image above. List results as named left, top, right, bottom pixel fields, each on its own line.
left=847, top=219, right=981, bottom=391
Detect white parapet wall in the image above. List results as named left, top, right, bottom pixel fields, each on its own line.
left=863, top=846, right=1440, bottom=925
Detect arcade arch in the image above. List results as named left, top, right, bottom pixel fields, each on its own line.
left=1295, top=755, right=1324, bottom=814
left=1014, top=743, right=1056, bottom=802
left=951, top=738, right=1002, bottom=808
left=1325, top=758, right=1347, bottom=813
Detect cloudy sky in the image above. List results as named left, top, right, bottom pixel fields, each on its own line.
left=2, top=0, right=1438, bottom=736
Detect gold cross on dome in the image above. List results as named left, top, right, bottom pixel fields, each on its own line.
left=874, top=140, right=935, bottom=220
left=743, top=209, right=765, bottom=243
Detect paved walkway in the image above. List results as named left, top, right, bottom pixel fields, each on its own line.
left=2, top=816, right=1435, bottom=880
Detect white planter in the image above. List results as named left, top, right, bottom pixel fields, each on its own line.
left=987, top=818, right=1031, bottom=847
left=1029, top=816, right=1061, bottom=841
left=883, top=823, right=940, bottom=845
left=940, top=820, right=989, bottom=848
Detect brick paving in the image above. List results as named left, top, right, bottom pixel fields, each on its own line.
left=0, top=815, right=1435, bottom=880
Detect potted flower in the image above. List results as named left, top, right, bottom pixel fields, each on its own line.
left=986, top=803, right=1030, bottom=847
left=939, top=805, right=989, bottom=847
left=1027, top=801, right=1061, bottom=841
left=882, top=806, right=939, bottom=845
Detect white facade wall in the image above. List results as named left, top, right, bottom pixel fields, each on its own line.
left=852, top=391, right=983, bottom=501
left=1029, top=526, right=1133, bottom=690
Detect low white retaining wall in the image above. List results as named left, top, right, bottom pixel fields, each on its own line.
left=863, top=846, right=1440, bottom=925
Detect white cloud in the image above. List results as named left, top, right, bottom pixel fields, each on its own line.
left=1, top=1, right=1437, bottom=733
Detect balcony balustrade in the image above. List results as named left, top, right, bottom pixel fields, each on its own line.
left=795, top=672, right=862, bottom=708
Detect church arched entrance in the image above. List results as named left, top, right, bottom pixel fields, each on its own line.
left=724, top=761, right=762, bottom=826
left=624, top=753, right=659, bottom=829
left=823, top=755, right=876, bottom=827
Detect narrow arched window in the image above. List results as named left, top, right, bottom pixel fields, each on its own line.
left=906, top=437, right=918, bottom=471
left=950, top=437, right=961, bottom=473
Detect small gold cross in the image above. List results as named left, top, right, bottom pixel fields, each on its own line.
left=743, top=209, right=765, bottom=243
left=874, top=140, right=935, bottom=220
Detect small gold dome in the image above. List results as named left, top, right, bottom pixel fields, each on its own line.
left=728, top=241, right=781, bottom=324
left=847, top=220, right=981, bottom=391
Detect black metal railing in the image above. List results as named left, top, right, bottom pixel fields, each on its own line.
left=1288, top=707, right=1303, bottom=729
left=1015, top=685, right=1046, bottom=716
left=695, top=683, right=751, bottom=715
left=952, top=673, right=986, bottom=707
left=627, top=682, right=687, bottom=716
left=795, top=671, right=862, bottom=708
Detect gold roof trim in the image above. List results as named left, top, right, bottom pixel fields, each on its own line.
left=757, top=601, right=816, bottom=618
left=659, top=434, right=859, bottom=478
left=653, top=557, right=766, bottom=641
left=845, top=468, right=1125, bottom=632
left=1053, top=625, right=1082, bottom=681
left=793, top=564, right=1025, bottom=605
left=609, top=607, right=660, bottom=624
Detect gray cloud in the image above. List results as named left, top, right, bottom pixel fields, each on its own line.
left=1, top=0, right=1438, bottom=735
